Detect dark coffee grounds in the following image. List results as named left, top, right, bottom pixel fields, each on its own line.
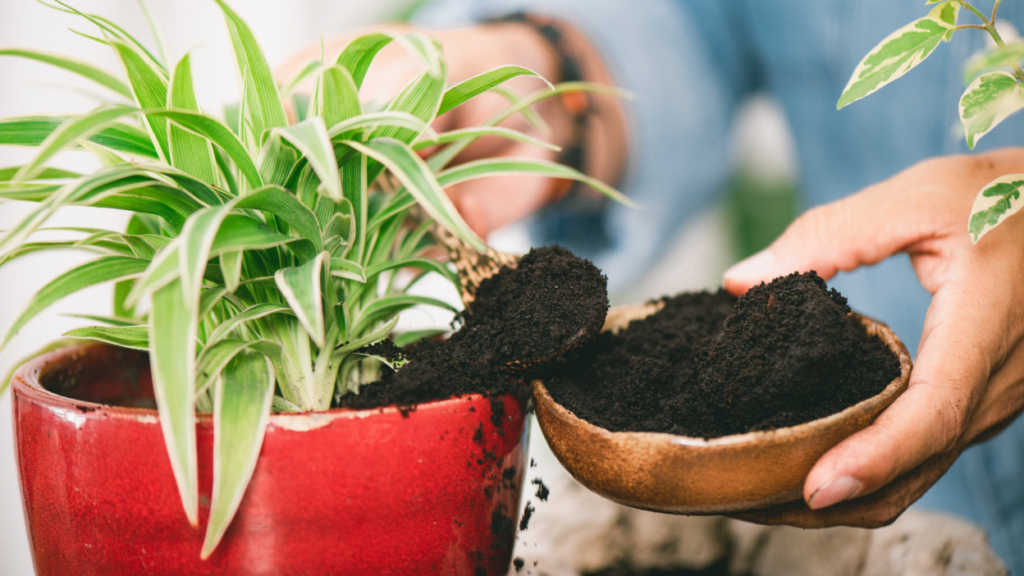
left=542, top=272, right=901, bottom=438
left=338, top=246, right=607, bottom=409
left=584, top=560, right=735, bottom=576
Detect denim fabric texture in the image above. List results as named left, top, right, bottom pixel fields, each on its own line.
left=417, top=1, right=1024, bottom=571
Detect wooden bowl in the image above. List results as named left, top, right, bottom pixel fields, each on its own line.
left=532, top=303, right=913, bottom=514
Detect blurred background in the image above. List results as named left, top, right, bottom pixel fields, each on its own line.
left=0, top=1, right=796, bottom=573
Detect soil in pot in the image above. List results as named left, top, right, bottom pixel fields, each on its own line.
left=541, top=271, right=901, bottom=438
left=338, top=246, right=608, bottom=410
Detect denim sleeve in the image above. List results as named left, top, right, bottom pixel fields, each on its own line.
left=415, top=1, right=755, bottom=293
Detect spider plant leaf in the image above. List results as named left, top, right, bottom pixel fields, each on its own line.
left=202, top=347, right=274, bottom=559
left=837, top=2, right=959, bottom=110
left=271, top=118, right=342, bottom=202
left=110, top=40, right=170, bottom=160
left=317, top=65, right=361, bottom=129
left=196, top=339, right=252, bottom=396
left=206, top=303, right=292, bottom=348
left=266, top=314, right=315, bottom=410
left=0, top=115, right=158, bottom=158
left=169, top=54, right=218, bottom=185
left=48, top=1, right=167, bottom=74
left=125, top=242, right=179, bottom=307
left=149, top=278, right=199, bottom=527
left=412, top=126, right=559, bottom=153
left=275, top=251, right=329, bottom=348
left=327, top=111, right=433, bottom=141
left=393, top=328, right=448, bottom=349
left=438, top=65, right=548, bottom=116
left=491, top=86, right=549, bottom=135
left=336, top=32, right=440, bottom=88
left=365, top=257, right=459, bottom=286
left=179, top=205, right=234, bottom=309
left=256, top=133, right=297, bottom=187
left=220, top=250, right=243, bottom=292
left=213, top=0, right=287, bottom=139
left=280, top=60, right=325, bottom=98
left=80, top=141, right=128, bottom=167
left=149, top=110, right=262, bottom=188
left=371, top=64, right=446, bottom=145
left=272, top=395, right=301, bottom=412
left=436, top=157, right=634, bottom=207
left=9, top=106, right=138, bottom=184
left=334, top=314, right=400, bottom=357
left=343, top=138, right=487, bottom=252
left=959, top=71, right=1024, bottom=149
left=351, top=295, right=458, bottom=336
left=0, top=48, right=132, bottom=99
left=329, top=257, right=366, bottom=283
left=62, top=313, right=140, bottom=327
left=233, top=185, right=324, bottom=253
left=968, top=174, right=1024, bottom=243
left=0, top=255, right=148, bottom=349
left=64, top=325, right=148, bottom=350
left=0, top=166, right=79, bottom=182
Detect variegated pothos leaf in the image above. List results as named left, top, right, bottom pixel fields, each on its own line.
left=838, top=2, right=959, bottom=109
left=959, top=71, right=1024, bottom=148
left=968, top=175, right=1024, bottom=243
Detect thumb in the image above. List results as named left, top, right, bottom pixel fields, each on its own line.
left=722, top=167, right=956, bottom=296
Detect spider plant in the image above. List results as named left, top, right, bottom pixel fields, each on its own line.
left=0, top=0, right=627, bottom=558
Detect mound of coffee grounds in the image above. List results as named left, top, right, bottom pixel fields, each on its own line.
left=338, top=245, right=607, bottom=409
left=542, top=272, right=901, bottom=438
left=466, top=245, right=608, bottom=364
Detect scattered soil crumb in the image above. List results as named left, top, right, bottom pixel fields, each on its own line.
left=519, top=501, right=535, bottom=531
left=513, top=557, right=525, bottom=572
left=531, top=478, right=549, bottom=501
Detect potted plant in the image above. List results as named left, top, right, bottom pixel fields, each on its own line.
left=0, top=1, right=625, bottom=573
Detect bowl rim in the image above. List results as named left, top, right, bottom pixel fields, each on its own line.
left=533, top=307, right=913, bottom=448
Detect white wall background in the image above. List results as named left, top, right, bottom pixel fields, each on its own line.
left=0, top=1, right=794, bottom=573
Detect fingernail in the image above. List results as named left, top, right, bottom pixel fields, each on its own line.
left=808, top=476, right=863, bottom=510
left=723, top=249, right=774, bottom=284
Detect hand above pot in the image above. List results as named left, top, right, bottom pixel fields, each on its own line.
left=275, top=20, right=628, bottom=238
left=723, top=149, right=1024, bottom=528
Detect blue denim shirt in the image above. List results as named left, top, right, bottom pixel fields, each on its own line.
left=419, top=1, right=1024, bottom=571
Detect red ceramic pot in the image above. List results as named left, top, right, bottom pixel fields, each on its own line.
left=12, top=343, right=528, bottom=575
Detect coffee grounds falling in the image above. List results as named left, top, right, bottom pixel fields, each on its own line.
left=542, top=272, right=901, bottom=438
left=338, top=246, right=607, bottom=409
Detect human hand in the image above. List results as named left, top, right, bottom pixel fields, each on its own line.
left=722, top=150, right=1024, bottom=527
left=276, top=21, right=627, bottom=238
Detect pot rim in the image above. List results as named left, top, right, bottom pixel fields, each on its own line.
left=12, top=342, right=511, bottom=426
left=533, top=310, right=913, bottom=449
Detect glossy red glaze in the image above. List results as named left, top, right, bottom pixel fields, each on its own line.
left=12, top=344, right=527, bottom=575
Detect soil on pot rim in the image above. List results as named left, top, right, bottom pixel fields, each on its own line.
left=541, top=272, right=901, bottom=438
left=338, top=246, right=607, bottom=410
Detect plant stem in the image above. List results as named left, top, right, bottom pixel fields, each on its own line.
left=992, top=0, right=1002, bottom=22
left=956, top=0, right=1024, bottom=83
left=958, top=0, right=991, bottom=25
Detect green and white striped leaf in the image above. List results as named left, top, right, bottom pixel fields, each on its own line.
left=351, top=295, right=458, bottom=336
left=213, top=0, right=287, bottom=139
left=437, top=157, right=633, bottom=207
left=271, top=118, right=342, bottom=202
left=169, top=54, right=217, bottom=184
left=1, top=256, right=148, bottom=349
left=150, top=110, right=262, bottom=188
left=959, top=71, right=1024, bottom=148
left=334, top=314, right=400, bottom=357
left=329, top=257, right=366, bottom=282
left=0, top=115, right=158, bottom=158
left=438, top=65, right=548, bottom=116
left=64, top=325, right=148, bottom=350
left=315, top=66, right=360, bottom=129
left=968, top=174, right=1024, bottom=243
left=837, top=2, right=959, bottom=109
left=179, top=205, right=234, bottom=309
left=220, top=249, right=243, bottom=292
left=201, top=349, right=274, bottom=559
left=275, top=251, right=329, bottom=347
left=963, top=42, right=1024, bottom=84
left=336, top=32, right=441, bottom=88
left=0, top=48, right=131, bottom=98
left=206, top=303, right=291, bottom=347
left=328, top=111, right=434, bottom=141
left=111, top=40, right=170, bottom=160
left=233, top=185, right=323, bottom=253
left=413, top=126, right=559, bottom=153
left=365, top=257, right=459, bottom=286
left=344, top=138, right=487, bottom=252
left=149, top=278, right=199, bottom=527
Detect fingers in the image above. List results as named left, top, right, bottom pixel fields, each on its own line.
left=733, top=450, right=958, bottom=528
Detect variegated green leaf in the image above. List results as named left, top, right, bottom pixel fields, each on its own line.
left=0, top=115, right=158, bottom=158
left=329, top=257, right=366, bottom=282
left=275, top=251, right=329, bottom=348
left=334, top=314, right=400, bottom=357
left=959, top=71, right=1024, bottom=148
left=968, top=174, right=1024, bottom=243
left=150, top=110, right=262, bottom=188
left=149, top=278, right=199, bottom=527
left=220, top=250, right=243, bottom=292
left=1, top=256, right=148, bottom=349
left=110, top=40, right=170, bottom=160
left=213, top=0, right=287, bottom=139
left=0, top=48, right=132, bottom=98
left=837, top=2, right=959, bottom=109
left=179, top=205, right=234, bottom=309
left=206, top=303, right=291, bottom=347
left=351, top=295, right=458, bottom=336
left=343, top=138, right=487, bottom=252
left=963, top=42, right=1024, bottom=84
left=271, top=118, right=342, bottom=202
left=438, top=65, right=548, bottom=115
left=64, top=325, right=148, bottom=350
left=169, top=54, right=218, bottom=185
left=201, top=350, right=274, bottom=559
left=412, top=126, right=559, bottom=153
left=311, top=66, right=361, bottom=129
